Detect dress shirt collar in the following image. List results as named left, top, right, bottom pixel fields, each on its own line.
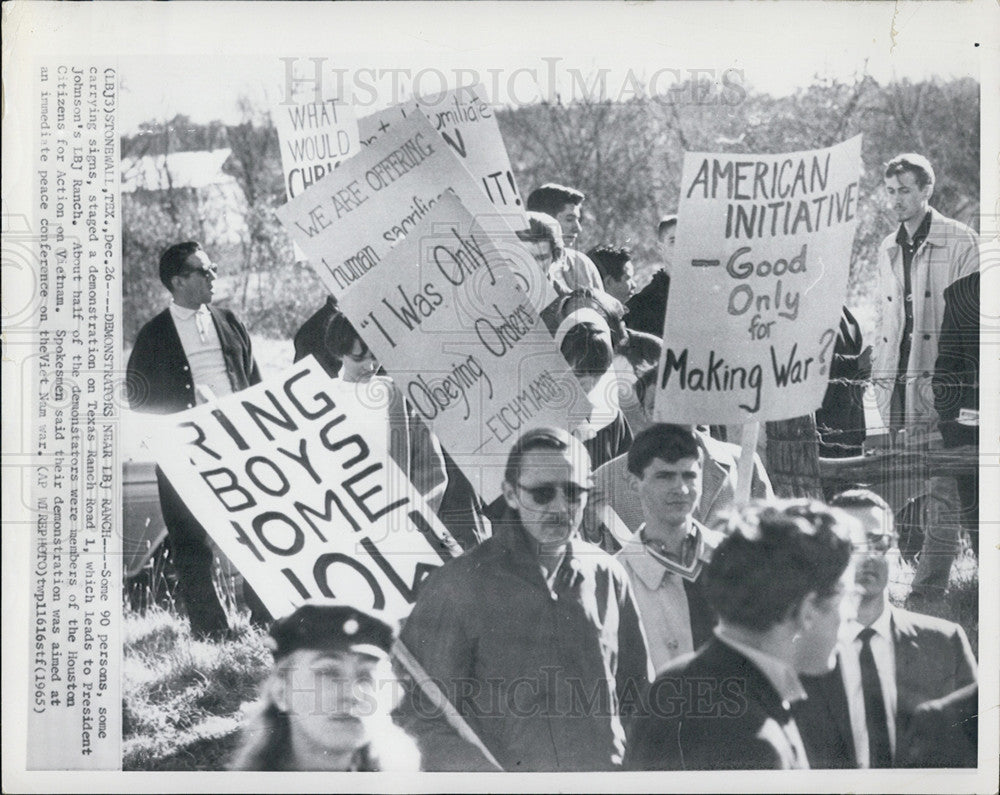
left=169, top=301, right=210, bottom=322
left=715, top=625, right=807, bottom=705
left=844, top=602, right=893, bottom=645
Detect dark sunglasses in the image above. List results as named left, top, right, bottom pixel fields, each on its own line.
left=183, top=264, right=218, bottom=278
left=516, top=481, right=591, bottom=506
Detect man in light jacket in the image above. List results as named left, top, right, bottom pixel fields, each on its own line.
left=871, top=154, right=978, bottom=599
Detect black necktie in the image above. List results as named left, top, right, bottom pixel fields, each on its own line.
left=858, top=626, right=892, bottom=767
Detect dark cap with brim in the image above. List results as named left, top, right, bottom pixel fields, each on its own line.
left=267, top=600, right=397, bottom=661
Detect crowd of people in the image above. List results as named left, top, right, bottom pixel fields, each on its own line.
left=125, top=151, right=980, bottom=771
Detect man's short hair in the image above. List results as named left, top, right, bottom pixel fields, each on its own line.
left=705, top=499, right=852, bottom=632
left=526, top=184, right=585, bottom=217
left=657, top=215, right=678, bottom=240
left=627, top=424, right=702, bottom=477
left=516, top=212, right=565, bottom=261
left=159, top=241, right=203, bottom=291
left=503, top=426, right=591, bottom=487
left=830, top=487, right=895, bottom=535
left=587, top=245, right=632, bottom=282
left=884, top=154, right=935, bottom=189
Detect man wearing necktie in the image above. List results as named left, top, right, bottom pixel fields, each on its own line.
left=796, top=489, right=978, bottom=768
left=626, top=499, right=854, bottom=770
left=127, top=242, right=264, bottom=637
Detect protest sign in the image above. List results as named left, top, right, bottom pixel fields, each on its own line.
left=359, top=85, right=527, bottom=226
left=336, top=193, right=591, bottom=499
left=357, top=101, right=416, bottom=146
left=273, top=87, right=359, bottom=262
left=654, top=135, right=862, bottom=424
left=276, top=110, right=541, bottom=304
left=149, top=359, right=461, bottom=621
left=418, top=84, right=526, bottom=220
left=273, top=95, right=359, bottom=200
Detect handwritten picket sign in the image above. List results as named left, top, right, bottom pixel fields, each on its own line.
left=277, top=110, right=540, bottom=303
left=359, top=85, right=527, bottom=227
left=357, top=101, right=416, bottom=146
left=149, top=360, right=461, bottom=621
left=654, top=135, right=862, bottom=424
left=274, top=94, right=360, bottom=200
left=336, top=193, right=591, bottom=499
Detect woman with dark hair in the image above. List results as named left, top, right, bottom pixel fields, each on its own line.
left=324, top=312, right=383, bottom=384
left=231, top=601, right=420, bottom=771
left=293, top=295, right=342, bottom=377
left=324, top=313, right=488, bottom=549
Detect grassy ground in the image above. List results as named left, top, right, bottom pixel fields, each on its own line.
left=122, top=605, right=271, bottom=771
left=122, top=546, right=980, bottom=771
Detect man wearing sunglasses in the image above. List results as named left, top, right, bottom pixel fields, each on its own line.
left=127, top=241, right=264, bottom=637
left=397, top=426, right=652, bottom=771
left=795, top=489, right=977, bottom=769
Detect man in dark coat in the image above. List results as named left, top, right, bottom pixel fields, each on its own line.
left=625, top=215, right=675, bottom=337
left=396, top=427, right=652, bottom=771
left=795, top=490, right=977, bottom=769
left=626, top=499, right=853, bottom=770
left=933, top=271, right=979, bottom=556
left=127, top=241, right=265, bottom=636
left=816, top=306, right=870, bottom=458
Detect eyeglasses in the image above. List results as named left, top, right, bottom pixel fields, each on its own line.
left=182, top=264, right=218, bottom=279
left=852, top=535, right=896, bottom=555
left=515, top=481, right=591, bottom=506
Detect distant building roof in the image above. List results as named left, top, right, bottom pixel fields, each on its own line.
left=121, top=148, right=235, bottom=193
